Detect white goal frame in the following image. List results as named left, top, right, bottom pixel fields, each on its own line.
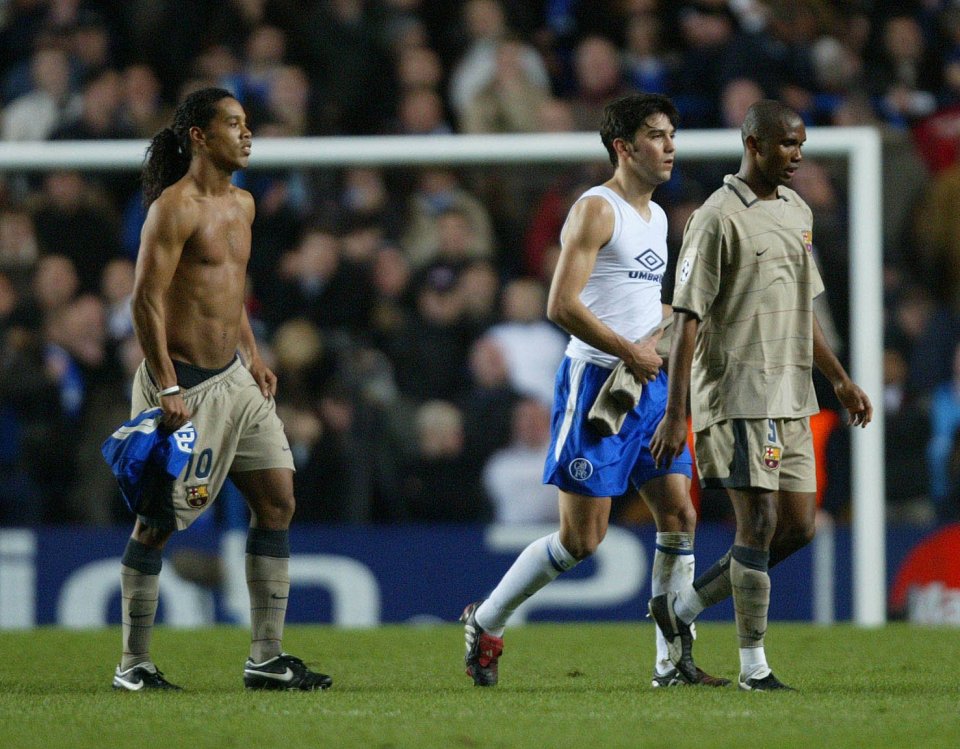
left=0, top=128, right=885, bottom=625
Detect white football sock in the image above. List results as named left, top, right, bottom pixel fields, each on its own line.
left=739, top=646, right=770, bottom=681
left=475, top=532, right=578, bottom=637
left=652, top=532, right=694, bottom=675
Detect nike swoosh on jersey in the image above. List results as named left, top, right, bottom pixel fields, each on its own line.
left=756, top=248, right=769, bottom=256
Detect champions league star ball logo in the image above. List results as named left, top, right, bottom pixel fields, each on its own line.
left=568, top=458, right=594, bottom=481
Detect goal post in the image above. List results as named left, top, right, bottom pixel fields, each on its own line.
left=0, top=127, right=886, bottom=624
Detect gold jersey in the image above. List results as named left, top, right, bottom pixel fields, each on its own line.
left=672, top=174, right=825, bottom=430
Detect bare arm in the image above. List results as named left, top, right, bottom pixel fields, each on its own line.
left=547, top=197, right=662, bottom=381
left=650, top=311, right=699, bottom=467
left=812, top=313, right=873, bottom=427
left=132, top=194, right=196, bottom=428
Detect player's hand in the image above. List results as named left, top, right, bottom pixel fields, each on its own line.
left=650, top=413, right=687, bottom=469
left=834, top=379, right=873, bottom=428
left=159, top=392, right=191, bottom=431
left=249, top=356, right=278, bottom=398
left=623, top=333, right=663, bottom=383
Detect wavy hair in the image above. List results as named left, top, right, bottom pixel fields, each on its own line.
left=141, top=87, right=234, bottom=206
left=599, top=93, right=680, bottom=166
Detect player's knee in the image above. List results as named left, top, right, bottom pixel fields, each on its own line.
left=783, top=521, right=815, bottom=553
left=739, top=500, right=777, bottom=547
left=677, top=502, right=698, bottom=532
left=276, top=493, right=295, bottom=522
left=132, top=522, right=172, bottom=549
left=563, top=529, right=605, bottom=560
left=568, top=540, right=599, bottom=560
left=253, top=492, right=295, bottom=527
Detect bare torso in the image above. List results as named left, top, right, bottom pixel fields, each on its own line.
left=163, top=186, right=252, bottom=368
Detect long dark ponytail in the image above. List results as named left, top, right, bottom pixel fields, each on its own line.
left=141, top=87, right=235, bottom=206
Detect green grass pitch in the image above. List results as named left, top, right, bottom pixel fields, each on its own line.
left=1, top=623, right=958, bottom=749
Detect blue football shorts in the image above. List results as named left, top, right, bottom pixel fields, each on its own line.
left=542, top=357, right=692, bottom=497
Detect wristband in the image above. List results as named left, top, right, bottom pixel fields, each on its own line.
left=158, top=385, right=181, bottom=397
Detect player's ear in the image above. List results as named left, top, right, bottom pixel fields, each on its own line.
left=188, top=125, right=205, bottom=148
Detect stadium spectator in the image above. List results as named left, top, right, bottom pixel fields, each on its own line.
left=222, top=23, right=288, bottom=111
left=882, top=346, right=931, bottom=522
left=869, top=14, right=939, bottom=127
left=50, top=67, right=133, bottom=141
left=0, top=46, right=79, bottom=141
left=66, top=11, right=114, bottom=79
left=297, top=0, right=395, bottom=134
left=458, top=331, right=520, bottom=467
left=447, top=0, right=549, bottom=123
left=914, top=160, right=960, bottom=310
left=668, top=4, right=737, bottom=127
left=395, top=43, right=444, bottom=93
left=719, top=77, right=765, bottom=129
left=255, top=65, right=310, bottom=138
left=267, top=225, right=376, bottom=336
left=482, top=397, right=559, bottom=524
left=118, top=63, right=172, bottom=139
left=339, top=166, right=405, bottom=240
left=459, top=258, right=501, bottom=331
left=482, top=277, right=566, bottom=407
left=0, top=207, right=39, bottom=278
left=99, top=256, right=135, bottom=343
left=565, top=35, right=632, bottom=131
left=31, top=170, right=121, bottom=293
left=927, top=341, right=960, bottom=522
left=369, top=243, right=415, bottom=346
left=394, top=85, right=452, bottom=135
left=400, top=399, right=490, bottom=521
left=28, top=252, right=79, bottom=321
left=400, top=168, right=494, bottom=268
left=382, top=262, right=475, bottom=403
left=461, top=35, right=551, bottom=134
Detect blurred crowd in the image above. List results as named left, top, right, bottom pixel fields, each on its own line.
left=2, top=0, right=960, bottom=528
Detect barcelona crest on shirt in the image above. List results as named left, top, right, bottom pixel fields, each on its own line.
left=801, top=230, right=813, bottom=253
left=763, top=445, right=782, bottom=470
left=186, top=484, right=210, bottom=508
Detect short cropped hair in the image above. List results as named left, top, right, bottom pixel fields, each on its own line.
left=741, top=99, right=802, bottom=143
left=600, top=93, right=679, bottom=165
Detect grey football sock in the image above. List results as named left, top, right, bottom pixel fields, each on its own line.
left=246, top=528, right=290, bottom=663
left=120, top=539, right=162, bottom=670
left=730, top=546, right=771, bottom=649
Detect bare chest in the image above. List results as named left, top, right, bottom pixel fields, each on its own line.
left=185, top=202, right=251, bottom=266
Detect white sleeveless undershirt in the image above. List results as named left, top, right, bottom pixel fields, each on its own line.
left=563, top=185, right=668, bottom=369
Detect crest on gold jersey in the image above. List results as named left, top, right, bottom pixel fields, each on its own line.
left=186, top=484, right=210, bottom=508
left=802, top=230, right=813, bottom=253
